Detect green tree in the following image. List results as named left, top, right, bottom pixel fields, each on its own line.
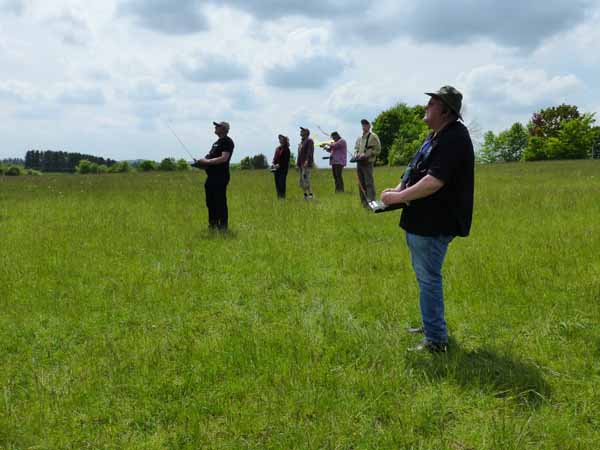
left=529, top=104, right=580, bottom=138
left=545, top=115, right=596, bottom=160
left=592, top=127, right=600, bottom=159
left=176, top=159, right=190, bottom=170
left=240, top=156, right=252, bottom=170
left=497, top=123, right=528, bottom=162
left=139, top=160, right=157, bottom=171
left=479, top=131, right=499, bottom=163
left=251, top=154, right=269, bottom=169
left=159, top=157, right=177, bottom=171
left=373, top=103, right=428, bottom=165
left=388, top=129, right=429, bottom=166
left=522, top=136, right=548, bottom=161
left=77, top=159, right=93, bottom=174
left=5, top=166, right=21, bottom=176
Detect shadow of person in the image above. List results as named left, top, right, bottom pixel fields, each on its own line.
left=405, top=338, right=551, bottom=409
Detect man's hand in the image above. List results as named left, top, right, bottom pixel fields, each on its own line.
left=381, top=189, right=407, bottom=205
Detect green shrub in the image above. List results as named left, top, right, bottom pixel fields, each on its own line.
left=108, top=161, right=131, bottom=173
left=176, top=159, right=190, bottom=171
left=5, top=166, right=21, bottom=176
left=26, top=169, right=42, bottom=176
left=159, top=158, right=177, bottom=171
left=139, top=160, right=157, bottom=171
left=77, top=160, right=93, bottom=174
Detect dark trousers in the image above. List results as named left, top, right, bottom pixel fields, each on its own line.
left=357, top=161, right=375, bottom=206
left=205, top=178, right=229, bottom=230
left=274, top=169, right=288, bottom=198
left=331, top=164, right=344, bottom=192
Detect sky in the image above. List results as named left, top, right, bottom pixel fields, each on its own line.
left=1, top=0, right=599, bottom=163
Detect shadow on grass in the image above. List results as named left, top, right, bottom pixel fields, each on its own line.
left=405, top=338, right=551, bottom=408
left=199, top=229, right=239, bottom=240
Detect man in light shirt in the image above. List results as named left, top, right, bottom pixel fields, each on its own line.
left=352, top=119, right=381, bottom=207
left=321, top=131, right=347, bottom=193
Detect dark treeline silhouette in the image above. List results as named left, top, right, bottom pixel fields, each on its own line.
left=1, top=158, right=25, bottom=165
left=25, top=150, right=117, bottom=173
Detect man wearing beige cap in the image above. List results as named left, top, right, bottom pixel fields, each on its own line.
left=353, top=119, right=381, bottom=207
left=195, top=121, right=234, bottom=232
left=380, top=86, right=474, bottom=353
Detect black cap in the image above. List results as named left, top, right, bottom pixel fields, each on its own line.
left=360, top=119, right=370, bottom=125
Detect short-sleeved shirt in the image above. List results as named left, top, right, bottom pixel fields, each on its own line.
left=400, top=121, right=474, bottom=237
left=205, top=136, right=234, bottom=180
left=328, top=139, right=347, bottom=166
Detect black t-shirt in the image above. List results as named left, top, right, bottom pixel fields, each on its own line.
left=205, top=136, right=234, bottom=180
left=400, top=121, right=474, bottom=237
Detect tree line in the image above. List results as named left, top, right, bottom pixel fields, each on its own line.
left=372, top=103, right=600, bottom=165
left=25, top=150, right=117, bottom=172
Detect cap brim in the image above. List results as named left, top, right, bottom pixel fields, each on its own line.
left=424, top=93, right=463, bottom=120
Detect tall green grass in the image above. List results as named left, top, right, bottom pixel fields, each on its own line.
left=1, top=161, right=599, bottom=449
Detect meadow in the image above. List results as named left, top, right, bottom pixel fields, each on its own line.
left=1, top=160, right=599, bottom=449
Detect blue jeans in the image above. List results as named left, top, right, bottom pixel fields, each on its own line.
left=406, top=232, right=454, bottom=344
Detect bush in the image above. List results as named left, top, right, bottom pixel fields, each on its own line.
left=5, top=166, right=21, bottom=176
left=108, top=161, right=131, bottom=173
left=97, top=164, right=108, bottom=174
left=176, top=159, right=190, bottom=171
left=139, top=160, right=157, bottom=171
left=26, top=169, right=42, bottom=176
left=159, top=158, right=177, bottom=171
left=77, top=160, right=93, bottom=174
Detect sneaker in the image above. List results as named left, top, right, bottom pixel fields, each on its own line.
left=406, top=326, right=424, bottom=334
left=408, top=338, right=448, bottom=353
left=308, top=193, right=314, bottom=199
left=303, top=193, right=308, bottom=200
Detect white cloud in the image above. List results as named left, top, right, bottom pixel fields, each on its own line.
left=118, top=0, right=208, bottom=34
left=127, top=79, right=175, bottom=102
left=0, top=80, right=37, bottom=102
left=265, top=54, right=348, bottom=89
left=57, top=85, right=105, bottom=105
left=459, top=64, right=583, bottom=111
left=327, top=81, right=392, bottom=122
left=176, top=52, right=250, bottom=83
left=0, top=0, right=25, bottom=15
left=46, top=11, right=92, bottom=46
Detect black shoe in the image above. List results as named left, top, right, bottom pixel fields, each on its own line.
left=406, top=326, right=424, bottom=334
left=408, top=339, right=448, bottom=353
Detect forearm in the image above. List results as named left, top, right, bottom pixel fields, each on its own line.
left=204, top=155, right=227, bottom=165
left=382, top=175, right=443, bottom=204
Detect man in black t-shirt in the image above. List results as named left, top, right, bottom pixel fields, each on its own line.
left=380, top=86, right=474, bottom=353
left=195, top=121, right=234, bottom=231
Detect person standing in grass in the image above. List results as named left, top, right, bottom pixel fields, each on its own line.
left=321, top=131, right=347, bottom=193
left=353, top=119, right=381, bottom=207
left=297, top=127, right=314, bottom=200
left=272, top=134, right=291, bottom=199
left=380, top=86, right=474, bottom=353
left=196, top=121, right=234, bottom=232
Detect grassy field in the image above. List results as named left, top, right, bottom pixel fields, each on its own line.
left=1, top=160, right=599, bottom=449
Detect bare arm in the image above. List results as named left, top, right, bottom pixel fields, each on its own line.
left=199, top=152, right=231, bottom=166
left=380, top=174, right=445, bottom=205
